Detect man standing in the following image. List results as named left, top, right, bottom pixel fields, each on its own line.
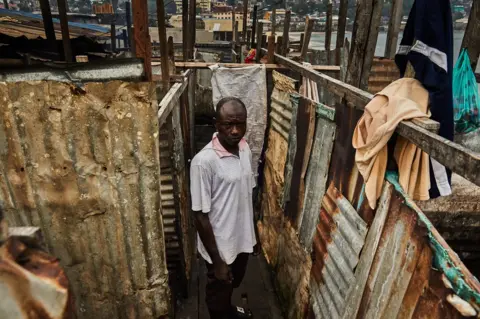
left=190, top=97, right=258, bottom=319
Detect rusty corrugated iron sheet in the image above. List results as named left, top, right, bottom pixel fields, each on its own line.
left=307, top=100, right=480, bottom=318
left=258, top=71, right=297, bottom=266
left=0, top=9, right=110, bottom=39
left=0, top=81, right=170, bottom=318
left=367, top=58, right=400, bottom=94
left=310, top=184, right=368, bottom=319
left=0, top=229, right=74, bottom=319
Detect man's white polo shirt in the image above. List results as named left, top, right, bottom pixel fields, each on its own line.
left=190, top=133, right=256, bottom=265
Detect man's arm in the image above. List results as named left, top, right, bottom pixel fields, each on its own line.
left=195, top=212, right=232, bottom=282
left=190, top=163, right=231, bottom=282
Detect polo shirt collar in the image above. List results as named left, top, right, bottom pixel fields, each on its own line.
left=212, top=133, right=247, bottom=158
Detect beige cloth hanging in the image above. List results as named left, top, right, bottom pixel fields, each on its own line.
left=353, top=78, right=431, bottom=209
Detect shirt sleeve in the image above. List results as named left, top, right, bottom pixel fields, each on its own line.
left=190, top=164, right=212, bottom=213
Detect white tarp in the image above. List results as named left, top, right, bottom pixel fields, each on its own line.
left=209, top=64, right=267, bottom=177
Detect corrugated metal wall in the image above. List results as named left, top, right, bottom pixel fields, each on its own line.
left=259, top=69, right=480, bottom=318
left=0, top=81, right=170, bottom=319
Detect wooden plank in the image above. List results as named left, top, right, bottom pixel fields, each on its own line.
left=299, top=110, right=336, bottom=247
left=158, top=80, right=189, bottom=127
left=276, top=36, right=283, bottom=54
left=234, top=21, right=239, bottom=47
left=284, top=97, right=316, bottom=223
left=182, top=0, right=189, bottom=60
left=271, top=8, right=277, bottom=35
left=325, top=1, right=333, bottom=64
left=255, top=22, right=263, bottom=63
left=336, top=0, right=348, bottom=52
left=157, top=0, right=170, bottom=89
left=133, top=0, right=152, bottom=80
left=56, top=0, right=72, bottom=62
left=242, top=0, right=249, bottom=42
left=341, top=183, right=393, bottom=319
left=267, top=35, right=275, bottom=64
left=251, top=5, right=258, bottom=48
left=345, top=0, right=383, bottom=89
left=461, top=0, right=480, bottom=70
left=384, top=0, right=403, bottom=59
left=282, top=10, right=291, bottom=56
left=170, top=61, right=340, bottom=72
left=110, top=22, right=116, bottom=52
left=188, top=0, right=196, bottom=59
left=299, top=33, right=305, bottom=52
left=232, top=6, right=236, bottom=43
left=300, top=17, right=315, bottom=60
left=38, top=0, right=56, bottom=49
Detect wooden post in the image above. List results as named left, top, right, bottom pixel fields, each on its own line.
left=255, top=22, right=263, bottom=62
left=300, top=17, right=315, bottom=61
left=384, top=0, right=403, bottom=59
left=235, top=21, right=239, bottom=44
left=246, top=29, right=251, bottom=46
left=38, top=0, right=56, bottom=48
left=157, top=0, right=170, bottom=90
left=282, top=10, right=291, bottom=56
left=110, top=22, right=116, bottom=52
left=3, top=0, right=8, bottom=9
left=126, top=1, right=134, bottom=53
left=461, top=0, right=480, bottom=70
left=133, top=0, right=153, bottom=80
left=336, top=0, right=347, bottom=49
left=56, top=0, right=72, bottom=62
left=251, top=4, right=257, bottom=48
left=325, top=1, right=333, bottom=63
left=122, top=29, right=128, bottom=48
left=267, top=35, right=275, bottom=63
left=336, top=0, right=348, bottom=64
left=188, top=0, right=196, bottom=59
left=242, top=0, right=249, bottom=43
left=299, top=33, right=304, bottom=52
left=346, top=0, right=383, bottom=90
left=168, top=36, right=176, bottom=74
left=232, top=6, right=236, bottom=43
left=182, top=0, right=189, bottom=60
left=276, top=36, right=283, bottom=54
left=261, top=34, right=267, bottom=47
left=271, top=8, right=276, bottom=36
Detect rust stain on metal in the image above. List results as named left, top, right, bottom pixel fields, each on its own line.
left=0, top=236, right=73, bottom=319
left=0, top=81, right=170, bottom=318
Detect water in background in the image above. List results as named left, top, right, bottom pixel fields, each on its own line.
left=296, top=31, right=479, bottom=72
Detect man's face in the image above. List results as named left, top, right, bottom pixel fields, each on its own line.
left=215, top=101, right=247, bottom=147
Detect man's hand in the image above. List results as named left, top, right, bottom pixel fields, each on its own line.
left=214, top=260, right=232, bottom=282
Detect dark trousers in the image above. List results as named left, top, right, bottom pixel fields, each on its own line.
left=205, top=253, right=249, bottom=319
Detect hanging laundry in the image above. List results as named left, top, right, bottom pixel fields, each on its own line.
left=353, top=78, right=431, bottom=209
left=395, top=0, right=454, bottom=198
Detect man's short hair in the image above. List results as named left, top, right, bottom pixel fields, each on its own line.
left=215, top=97, right=247, bottom=119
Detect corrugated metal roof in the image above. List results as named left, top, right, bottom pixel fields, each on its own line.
left=0, top=9, right=109, bottom=39
left=0, top=81, right=170, bottom=318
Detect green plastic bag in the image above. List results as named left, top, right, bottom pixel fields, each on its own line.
left=453, top=49, right=480, bottom=134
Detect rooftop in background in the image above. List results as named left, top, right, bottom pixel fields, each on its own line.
left=0, top=9, right=110, bottom=40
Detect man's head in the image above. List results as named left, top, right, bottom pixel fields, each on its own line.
left=215, top=97, right=247, bottom=147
